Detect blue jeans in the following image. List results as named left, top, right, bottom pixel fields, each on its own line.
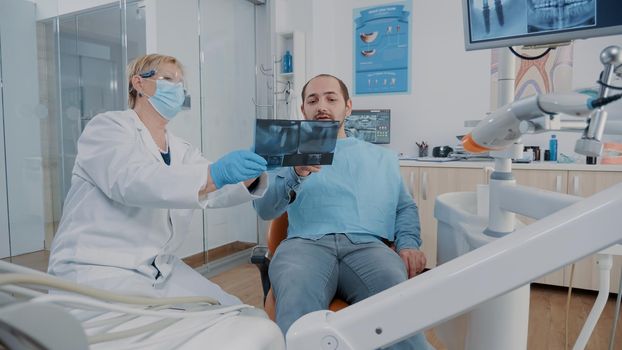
left=269, top=234, right=433, bottom=350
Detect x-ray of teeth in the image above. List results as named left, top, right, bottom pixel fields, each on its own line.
left=483, top=0, right=491, bottom=32
left=494, top=0, right=504, bottom=26
left=298, top=121, right=340, bottom=154
left=344, top=109, right=391, bottom=144
left=254, top=120, right=299, bottom=155
left=481, top=0, right=504, bottom=33
left=467, top=0, right=622, bottom=49
left=255, top=119, right=339, bottom=168
left=527, top=0, right=595, bottom=32
left=469, top=0, right=527, bottom=41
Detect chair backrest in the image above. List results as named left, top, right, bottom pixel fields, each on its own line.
left=267, top=212, right=289, bottom=256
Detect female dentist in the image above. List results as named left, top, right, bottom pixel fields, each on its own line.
left=48, top=54, right=267, bottom=305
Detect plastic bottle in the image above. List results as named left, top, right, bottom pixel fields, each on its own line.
left=282, top=50, right=292, bottom=73
left=549, top=134, right=558, bottom=162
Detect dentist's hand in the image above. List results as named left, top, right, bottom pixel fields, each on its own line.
left=210, top=150, right=267, bottom=189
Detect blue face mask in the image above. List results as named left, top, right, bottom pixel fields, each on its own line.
left=147, top=79, right=185, bottom=120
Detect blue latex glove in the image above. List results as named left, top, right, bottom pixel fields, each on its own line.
left=210, top=150, right=267, bottom=189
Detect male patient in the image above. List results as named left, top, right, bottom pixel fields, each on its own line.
left=254, top=74, right=433, bottom=349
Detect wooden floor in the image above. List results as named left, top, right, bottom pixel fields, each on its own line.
left=211, top=264, right=622, bottom=350
left=1, top=250, right=49, bottom=272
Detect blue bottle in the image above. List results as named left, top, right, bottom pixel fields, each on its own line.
left=282, top=50, right=292, bottom=73
left=549, top=134, right=558, bottom=162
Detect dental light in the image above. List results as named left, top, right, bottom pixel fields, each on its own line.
left=575, top=45, right=622, bottom=157
left=461, top=91, right=622, bottom=153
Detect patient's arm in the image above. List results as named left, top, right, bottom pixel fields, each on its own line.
left=393, top=180, right=423, bottom=254
left=253, top=167, right=309, bottom=220
left=394, top=181, right=426, bottom=277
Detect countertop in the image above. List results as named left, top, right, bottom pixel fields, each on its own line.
left=398, top=159, right=622, bottom=172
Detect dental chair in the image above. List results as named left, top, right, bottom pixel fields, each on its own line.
left=250, top=212, right=349, bottom=320
left=0, top=260, right=285, bottom=349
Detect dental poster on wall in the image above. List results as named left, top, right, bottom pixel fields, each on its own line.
left=353, top=2, right=411, bottom=95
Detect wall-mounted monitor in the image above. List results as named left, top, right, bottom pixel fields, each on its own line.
left=463, top=0, right=622, bottom=51
left=344, top=109, right=390, bottom=144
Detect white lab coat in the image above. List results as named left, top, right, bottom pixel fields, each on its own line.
left=48, top=109, right=267, bottom=303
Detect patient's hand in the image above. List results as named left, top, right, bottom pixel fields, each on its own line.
left=399, top=249, right=427, bottom=279
left=294, top=165, right=322, bottom=177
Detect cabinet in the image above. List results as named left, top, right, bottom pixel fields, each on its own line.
left=400, top=166, right=485, bottom=268
left=401, top=162, right=622, bottom=292
left=515, top=169, right=622, bottom=292
left=564, top=171, right=622, bottom=293
left=275, top=31, right=305, bottom=119
left=513, top=169, right=568, bottom=287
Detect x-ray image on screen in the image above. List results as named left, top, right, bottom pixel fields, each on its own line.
left=468, top=0, right=527, bottom=42
left=527, top=0, right=595, bottom=33
left=463, top=0, right=619, bottom=50
left=344, top=109, right=390, bottom=144
left=255, top=119, right=339, bottom=168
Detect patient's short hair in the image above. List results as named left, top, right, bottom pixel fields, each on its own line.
left=301, top=74, right=350, bottom=105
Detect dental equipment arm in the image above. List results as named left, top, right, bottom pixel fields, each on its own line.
left=461, top=91, right=622, bottom=153
left=286, top=183, right=622, bottom=350
left=576, top=45, right=622, bottom=156
left=285, top=45, right=622, bottom=350
left=461, top=45, right=622, bottom=155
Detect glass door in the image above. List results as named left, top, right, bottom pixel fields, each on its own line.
left=0, top=0, right=46, bottom=264
left=0, top=33, right=9, bottom=259
left=0, top=0, right=145, bottom=271
left=57, top=1, right=146, bottom=200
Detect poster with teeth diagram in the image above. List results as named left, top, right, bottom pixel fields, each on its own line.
left=354, top=2, right=410, bottom=95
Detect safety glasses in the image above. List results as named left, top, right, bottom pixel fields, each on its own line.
left=138, top=69, right=189, bottom=100
left=139, top=69, right=185, bottom=86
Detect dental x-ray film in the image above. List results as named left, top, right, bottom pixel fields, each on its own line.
left=254, top=119, right=339, bottom=168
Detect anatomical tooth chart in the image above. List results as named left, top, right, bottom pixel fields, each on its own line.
left=354, top=2, right=410, bottom=95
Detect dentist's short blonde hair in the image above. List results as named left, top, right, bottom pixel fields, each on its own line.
left=127, top=54, right=185, bottom=108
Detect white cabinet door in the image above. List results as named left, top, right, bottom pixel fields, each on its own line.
left=399, top=166, right=419, bottom=203
left=513, top=169, right=568, bottom=287
left=418, top=167, right=485, bottom=268
left=565, top=171, right=622, bottom=293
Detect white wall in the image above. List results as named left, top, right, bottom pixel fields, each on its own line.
left=35, top=0, right=117, bottom=20
left=200, top=0, right=260, bottom=248
left=278, top=0, right=622, bottom=160
left=148, top=0, right=262, bottom=255
left=144, top=0, right=206, bottom=258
